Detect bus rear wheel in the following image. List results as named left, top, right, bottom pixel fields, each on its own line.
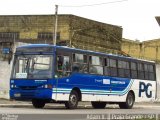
left=119, top=92, right=135, bottom=109
left=32, top=99, right=45, bottom=108
left=65, top=90, right=79, bottom=109
left=91, top=102, right=106, bottom=109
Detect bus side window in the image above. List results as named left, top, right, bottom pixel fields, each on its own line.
left=57, top=56, right=63, bottom=71
left=104, top=58, right=110, bottom=76
left=118, top=60, right=130, bottom=78
left=72, top=64, right=79, bottom=72
left=144, top=64, right=149, bottom=80
left=148, top=64, right=155, bottom=80
left=57, top=55, right=71, bottom=77
left=89, top=56, right=103, bottom=75
left=118, top=60, right=124, bottom=77
left=125, top=61, right=130, bottom=78
left=131, top=62, right=138, bottom=79
left=109, top=58, right=117, bottom=77
left=138, top=63, right=144, bottom=79
left=72, top=53, right=88, bottom=73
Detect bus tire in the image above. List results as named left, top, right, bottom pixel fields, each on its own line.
left=65, top=90, right=79, bottom=109
left=91, top=102, right=106, bottom=109
left=119, top=92, right=135, bottom=109
left=32, top=99, right=45, bottom=108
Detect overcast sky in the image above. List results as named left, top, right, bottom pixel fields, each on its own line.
left=0, top=0, right=160, bottom=41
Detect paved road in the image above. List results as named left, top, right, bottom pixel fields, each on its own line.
left=0, top=104, right=159, bottom=120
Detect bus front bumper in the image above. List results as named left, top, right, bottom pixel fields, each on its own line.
left=10, top=89, right=52, bottom=100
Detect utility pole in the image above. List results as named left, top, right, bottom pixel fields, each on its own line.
left=53, top=5, right=58, bottom=45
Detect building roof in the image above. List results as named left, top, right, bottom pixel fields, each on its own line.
left=0, top=14, right=122, bottom=28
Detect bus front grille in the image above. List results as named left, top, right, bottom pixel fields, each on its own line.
left=20, top=86, right=37, bottom=90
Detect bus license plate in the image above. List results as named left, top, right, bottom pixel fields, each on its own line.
left=14, top=93, right=21, bottom=97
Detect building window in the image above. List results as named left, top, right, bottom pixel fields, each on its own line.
left=0, top=32, right=19, bottom=42
left=38, top=32, right=60, bottom=40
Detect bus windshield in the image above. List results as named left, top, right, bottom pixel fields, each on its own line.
left=12, top=54, right=53, bottom=79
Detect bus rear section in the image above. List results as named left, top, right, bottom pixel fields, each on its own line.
left=53, top=49, right=156, bottom=109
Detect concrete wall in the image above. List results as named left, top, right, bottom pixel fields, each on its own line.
left=0, top=15, right=122, bottom=54
left=122, top=38, right=160, bottom=62
left=122, top=39, right=140, bottom=58
left=0, top=15, right=70, bottom=42
left=69, top=15, right=122, bottom=53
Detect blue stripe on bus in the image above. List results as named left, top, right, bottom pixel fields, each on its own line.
left=53, top=79, right=134, bottom=96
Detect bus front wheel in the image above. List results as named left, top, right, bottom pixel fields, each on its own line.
left=65, top=90, right=79, bottom=109
left=119, top=92, right=135, bottom=109
left=32, top=99, right=45, bottom=108
left=91, top=102, right=106, bottom=109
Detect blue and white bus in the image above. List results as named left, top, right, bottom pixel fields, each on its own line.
left=10, top=44, right=157, bottom=109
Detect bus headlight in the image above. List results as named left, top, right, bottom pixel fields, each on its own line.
left=44, top=85, right=48, bottom=88
left=11, top=84, right=17, bottom=88
left=44, top=84, right=52, bottom=89
left=11, top=85, right=14, bottom=88
left=39, top=84, right=52, bottom=89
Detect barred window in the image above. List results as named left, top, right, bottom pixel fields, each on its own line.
left=0, top=32, right=19, bottom=38
left=38, top=32, right=60, bottom=40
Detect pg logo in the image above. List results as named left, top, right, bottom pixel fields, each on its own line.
left=139, top=82, right=152, bottom=98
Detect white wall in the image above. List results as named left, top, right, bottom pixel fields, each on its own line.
left=0, top=42, right=29, bottom=99
left=0, top=61, right=12, bottom=99
left=156, top=64, right=160, bottom=101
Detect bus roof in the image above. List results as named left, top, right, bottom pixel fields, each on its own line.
left=17, top=44, right=155, bottom=64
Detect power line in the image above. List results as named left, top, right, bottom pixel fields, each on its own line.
left=59, top=0, right=128, bottom=7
